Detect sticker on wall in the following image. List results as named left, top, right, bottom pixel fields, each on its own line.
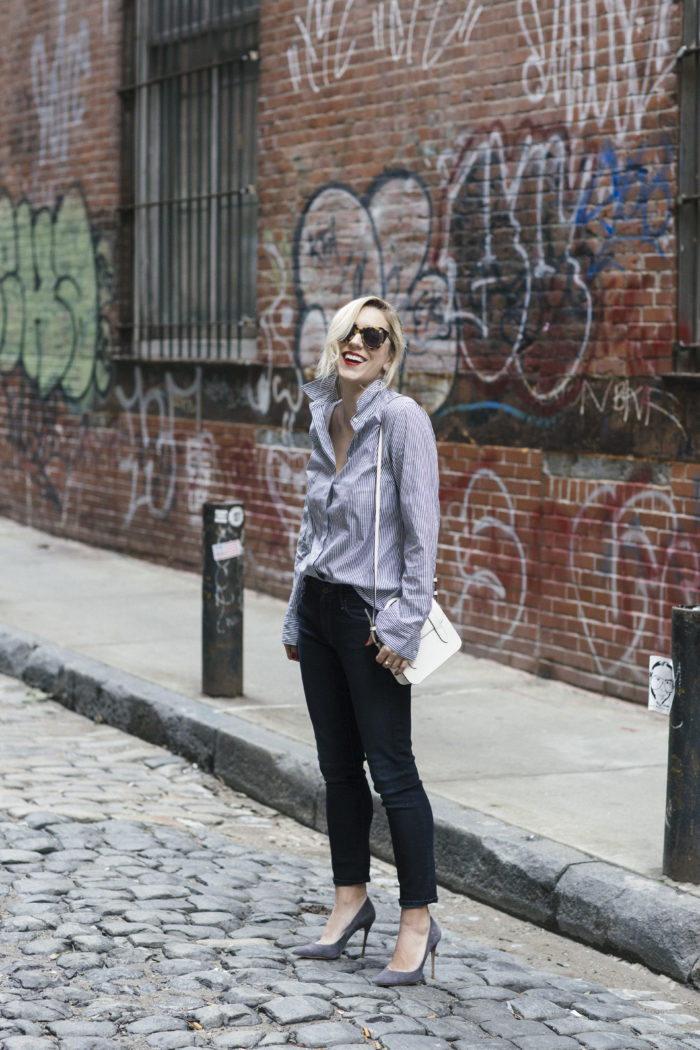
left=212, top=539, right=243, bottom=563
left=648, top=656, right=675, bottom=714
left=228, top=506, right=245, bottom=529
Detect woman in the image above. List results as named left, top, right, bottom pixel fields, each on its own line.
left=282, top=295, right=441, bottom=986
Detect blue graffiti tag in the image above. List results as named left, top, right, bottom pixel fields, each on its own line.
left=575, top=141, right=672, bottom=277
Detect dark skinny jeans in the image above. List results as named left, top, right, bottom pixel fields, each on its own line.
left=296, top=576, right=437, bottom=908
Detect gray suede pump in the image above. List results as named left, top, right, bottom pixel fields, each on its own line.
left=372, top=916, right=441, bottom=986
left=292, top=897, right=376, bottom=960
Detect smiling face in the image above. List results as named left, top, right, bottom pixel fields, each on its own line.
left=336, top=305, right=394, bottom=390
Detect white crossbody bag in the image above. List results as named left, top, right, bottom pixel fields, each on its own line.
left=367, top=425, right=462, bottom=686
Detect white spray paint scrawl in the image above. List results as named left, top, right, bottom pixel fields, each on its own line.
left=648, top=655, right=674, bottom=714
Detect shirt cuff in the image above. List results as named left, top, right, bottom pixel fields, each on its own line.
left=282, top=610, right=299, bottom=646
left=374, top=604, right=421, bottom=661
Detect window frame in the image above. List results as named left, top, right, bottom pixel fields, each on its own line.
left=120, top=0, right=259, bottom=363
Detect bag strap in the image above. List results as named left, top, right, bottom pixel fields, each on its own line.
left=364, top=424, right=383, bottom=645
left=373, top=424, right=383, bottom=617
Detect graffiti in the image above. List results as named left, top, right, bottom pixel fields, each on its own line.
left=446, top=468, right=528, bottom=649
left=117, top=367, right=217, bottom=526
left=436, top=460, right=700, bottom=678
left=575, top=141, right=672, bottom=277
left=438, top=129, right=673, bottom=409
left=212, top=526, right=244, bottom=636
left=31, top=0, right=91, bottom=166
left=371, top=0, right=483, bottom=70
left=439, top=128, right=592, bottom=406
left=117, top=370, right=178, bottom=525
left=517, top=0, right=675, bottom=140
left=287, top=0, right=672, bottom=105
left=294, top=171, right=456, bottom=413
left=1, top=374, right=70, bottom=510
left=296, top=129, right=673, bottom=418
left=260, top=445, right=310, bottom=578
left=570, top=485, right=700, bottom=679
left=184, top=432, right=217, bottom=531
left=58, top=423, right=120, bottom=529
left=441, top=466, right=700, bottom=677
left=0, top=370, right=118, bottom=522
left=0, top=186, right=112, bottom=510
left=287, top=0, right=483, bottom=92
left=287, top=0, right=357, bottom=93
left=250, top=245, right=311, bottom=572
left=0, top=187, right=113, bottom=407
left=576, top=377, right=686, bottom=440
left=254, top=244, right=304, bottom=434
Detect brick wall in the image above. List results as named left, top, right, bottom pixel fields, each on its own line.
left=0, top=0, right=696, bottom=704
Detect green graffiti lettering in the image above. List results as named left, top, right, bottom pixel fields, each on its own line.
left=0, top=187, right=112, bottom=404
left=0, top=193, right=24, bottom=375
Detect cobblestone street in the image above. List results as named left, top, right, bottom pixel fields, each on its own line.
left=3, top=671, right=700, bottom=1050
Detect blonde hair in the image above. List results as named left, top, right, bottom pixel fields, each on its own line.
left=316, top=296, right=406, bottom=388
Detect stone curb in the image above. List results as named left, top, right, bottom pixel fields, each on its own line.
left=1, top=622, right=699, bottom=986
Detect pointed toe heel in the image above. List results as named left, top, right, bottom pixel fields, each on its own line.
left=293, top=897, right=376, bottom=960
left=373, top=916, right=442, bottom=986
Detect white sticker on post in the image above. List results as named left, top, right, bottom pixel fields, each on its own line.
left=212, top=539, right=243, bottom=563
left=648, top=655, right=674, bottom=714
left=228, top=506, right=244, bottom=528
left=214, top=509, right=229, bottom=524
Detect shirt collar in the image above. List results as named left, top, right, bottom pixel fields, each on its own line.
left=302, top=374, right=339, bottom=404
left=303, top=376, right=389, bottom=427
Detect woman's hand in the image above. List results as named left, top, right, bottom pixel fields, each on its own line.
left=284, top=643, right=299, bottom=662
left=375, top=643, right=409, bottom=676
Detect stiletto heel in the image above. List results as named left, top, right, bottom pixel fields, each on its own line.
left=373, top=916, right=441, bottom=986
left=293, top=897, right=376, bottom=960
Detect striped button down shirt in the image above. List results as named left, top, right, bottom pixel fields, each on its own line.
left=282, top=375, right=440, bottom=660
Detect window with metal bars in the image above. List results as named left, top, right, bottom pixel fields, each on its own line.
left=677, top=0, right=700, bottom=374
left=123, top=0, right=259, bottom=361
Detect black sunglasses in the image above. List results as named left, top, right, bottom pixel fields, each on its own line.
left=340, top=323, right=392, bottom=352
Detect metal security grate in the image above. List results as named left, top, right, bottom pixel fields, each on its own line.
left=677, top=0, right=700, bottom=374
left=120, top=0, right=259, bottom=361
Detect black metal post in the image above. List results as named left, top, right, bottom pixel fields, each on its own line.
left=663, top=604, right=700, bottom=883
left=202, top=501, right=244, bottom=697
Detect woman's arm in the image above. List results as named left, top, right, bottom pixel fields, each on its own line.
left=281, top=494, right=311, bottom=655
left=374, top=399, right=440, bottom=661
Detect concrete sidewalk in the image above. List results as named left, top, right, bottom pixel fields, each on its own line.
left=1, top=515, right=699, bottom=985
